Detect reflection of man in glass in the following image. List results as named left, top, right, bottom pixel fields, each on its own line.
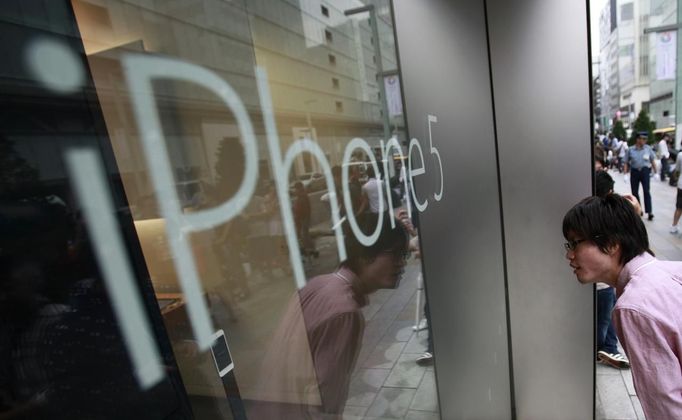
left=251, top=213, right=409, bottom=419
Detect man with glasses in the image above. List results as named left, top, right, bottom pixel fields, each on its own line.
left=563, top=194, right=682, bottom=419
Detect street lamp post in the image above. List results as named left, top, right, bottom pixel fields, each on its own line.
left=345, top=5, right=392, bottom=142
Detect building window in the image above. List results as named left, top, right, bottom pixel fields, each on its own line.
left=335, top=101, right=343, bottom=113
left=373, top=55, right=376, bottom=64
left=321, top=5, right=329, bottom=17
left=332, top=78, right=340, bottom=89
left=620, top=3, right=633, bottom=21
left=325, top=29, right=333, bottom=43
left=664, top=110, right=670, bottom=117
left=328, top=54, right=336, bottom=65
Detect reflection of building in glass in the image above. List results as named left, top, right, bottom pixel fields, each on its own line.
left=64, top=0, right=417, bottom=415
left=70, top=0, right=404, bottom=204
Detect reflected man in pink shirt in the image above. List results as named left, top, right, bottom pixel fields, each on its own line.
left=563, top=194, right=682, bottom=419
left=250, top=213, right=409, bottom=419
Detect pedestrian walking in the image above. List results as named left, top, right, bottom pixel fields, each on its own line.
left=624, top=132, right=657, bottom=220
left=658, top=134, right=671, bottom=182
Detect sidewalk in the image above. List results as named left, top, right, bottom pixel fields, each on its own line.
left=596, top=168, right=682, bottom=420
left=343, top=261, right=439, bottom=420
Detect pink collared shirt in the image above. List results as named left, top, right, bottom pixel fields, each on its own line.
left=613, top=253, right=682, bottom=419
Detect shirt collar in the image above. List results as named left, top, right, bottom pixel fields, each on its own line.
left=617, top=252, right=656, bottom=296
left=336, top=266, right=368, bottom=307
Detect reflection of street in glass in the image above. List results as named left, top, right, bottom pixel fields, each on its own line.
left=249, top=213, right=409, bottom=418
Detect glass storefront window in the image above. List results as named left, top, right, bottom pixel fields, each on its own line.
left=1, top=1, right=440, bottom=418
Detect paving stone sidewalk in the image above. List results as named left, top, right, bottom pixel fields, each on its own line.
left=343, top=262, right=439, bottom=420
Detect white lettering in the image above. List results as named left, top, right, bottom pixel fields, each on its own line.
left=256, top=67, right=347, bottom=289
left=342, top=137, right=384, bottom=246
left=63, top=57, right=447, bottom=386
left=65, top=148, right=164, bottom=389
left=428, top=115, right=444, bottom=201
left=381, top=136, right=411, bottom=227
left=123, top=54, right=259, bottom=350
left=409, top=138, right=428, bottom=212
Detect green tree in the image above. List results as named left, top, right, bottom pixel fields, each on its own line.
left=630, top=110, right=656, bottom=145
left=613, top=119, right=627, bottom=144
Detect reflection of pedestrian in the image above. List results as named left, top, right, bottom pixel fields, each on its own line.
left=251, top=213, right=409, bottom=419
left=330, top=165, right=362, bottom=220
left=293, top=182, right=315, bottom=256
left=359, top=167, right=384, bottom=214
left=624, top=132, right=657, bottom=220
left=563, top=195, right=682, bottom=419
left=264, top=184, right=288, bottom=273
left=214, top=216, right=251, bottom=300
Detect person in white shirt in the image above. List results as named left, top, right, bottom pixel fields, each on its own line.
left=658, top=134, right=671, bottom=182
left=616, top=136, right=628, bottom=173
left=360, top=167, right=385, bottom=214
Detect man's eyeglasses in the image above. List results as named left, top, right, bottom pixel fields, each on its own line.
left=564, top=238, right=587, bottom=251
left=564, top=235, right=602, bottom=251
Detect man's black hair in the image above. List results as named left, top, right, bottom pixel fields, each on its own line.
left=341, top=212, right=409, bottom=273
left=562, top=194, right=652, bottom=265
left=595, top=171, right=614, bottom=198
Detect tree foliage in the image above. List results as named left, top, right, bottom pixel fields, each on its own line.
left=613, top=119, right=627, bottom=143
left=630, top=110, right=656, bottom=145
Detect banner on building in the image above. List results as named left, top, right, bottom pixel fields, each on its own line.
left=384, top=74, right=403, bottom=117
left=656, top=31, right=676, bottom=80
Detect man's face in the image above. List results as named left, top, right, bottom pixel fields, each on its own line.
left=361, top=248, right=408, bottom=291
left=565, top=232, right=620, bottom=284
left=636, top=136, right=646, bottom=146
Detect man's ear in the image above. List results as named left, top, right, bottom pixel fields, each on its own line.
left=606, top=242, right=621, bottom=256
